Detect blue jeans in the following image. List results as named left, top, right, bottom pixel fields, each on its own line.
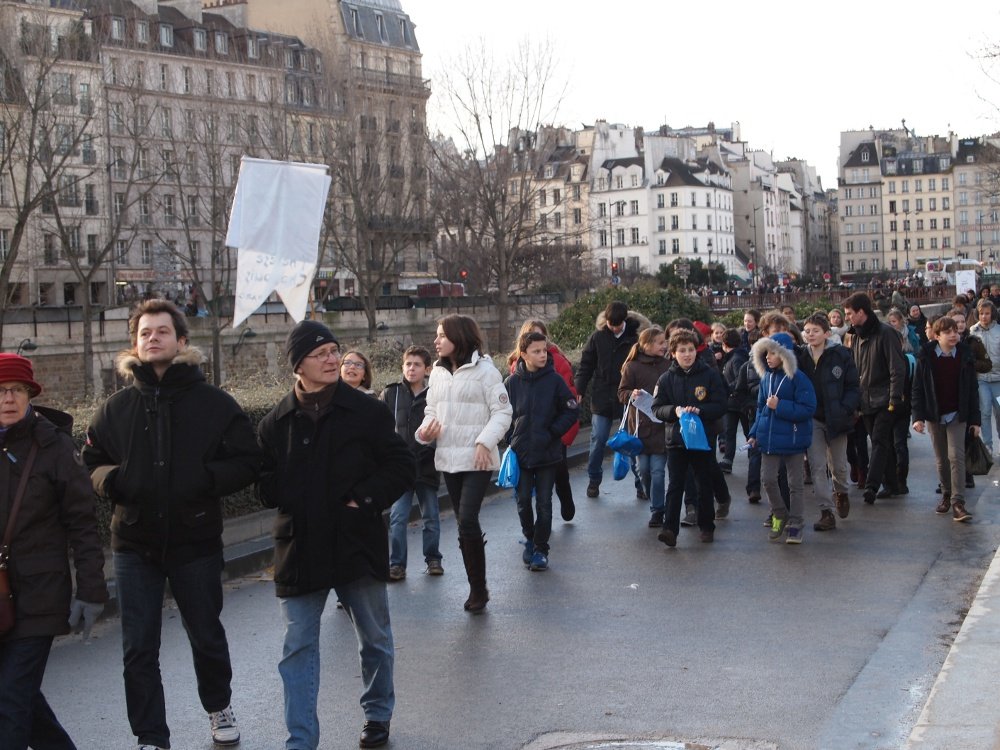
left=278, top=577, right=394, bottom=750
left=0, top=636, right=75, bottom=750
left=978, top=380, right=1000, bottom=451
left=516, top=463, right=556, bottom=553
left=637, top=453, right=667, bottom=513
left=587, top=414, right=613, bottom=483
left=114, top=549, right=233, bottom=749
left=388, top=484, right=441, bottom=569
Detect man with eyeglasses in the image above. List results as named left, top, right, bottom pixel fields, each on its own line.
left=257, top=319, right=415, bottom=750
left=83, top=299, right=261, bottom=750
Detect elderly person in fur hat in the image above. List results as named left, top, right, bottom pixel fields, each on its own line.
left=0, top=354, right=108, bottom=750
left=748, top=332, right=817, bottom=545
left=83, top=299, right=260, bottom=750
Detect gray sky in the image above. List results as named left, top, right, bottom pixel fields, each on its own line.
left=406, top=0, right=999, bottom=189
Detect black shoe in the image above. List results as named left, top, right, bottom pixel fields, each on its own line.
left=586, top=482, right=599, bottom=498
left=680, top=509, right=697, bottom=527
left=863, top=488, right=877, bottom=505
left=359, top=720, right=390, bottom=748
left=936, top=483, right=943, bottom=494
left=966, top=475, right=975, bottom=489
left=657, top=528, right=677, bottom=547
left=636, top=486, right=648, bottom=501
left=560, top=495, right=576, bottom=522
left=748, top=493, right=761, bottom=504
left=648, top=510, right=665, bottom=528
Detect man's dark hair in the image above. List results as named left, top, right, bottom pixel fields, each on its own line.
left=668, top=329, right=698, bottom=353
left=932, top=316, right=958, bottom=335
left=438, top=314, right=484, bottom=367
left=722, top=329, right=741, bottom=348
left=402, top=345, right=432, bottom=368
left=604, top=301, right=629, bottom=327
left=128, top=298, right=188, bottom=348
left=517, top=330, right=547, bottom=354
left=844, top=292, right=873, bottom=316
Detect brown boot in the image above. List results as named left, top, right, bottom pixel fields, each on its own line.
left=834, top=492, right=850, bottom=519
left=458, top=533, right=489, bottom=613
left=813, top=509, right=836, bottom=531
left=952, top=500, right=972, bottom=523
left=935, top=493, right=952, bottom=515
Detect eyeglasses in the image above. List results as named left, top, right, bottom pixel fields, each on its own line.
left=302, top=347, right=340, bottom=362
left=0, top=385, right=31, bottom=398
left=341, top=360, right=366, bottom=370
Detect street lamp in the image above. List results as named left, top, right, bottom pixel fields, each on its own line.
left=232, top=327, right=256, bottom=355
left=707, top=238, right=713, bottom=290
left=16, top=338, right=38, bottom=356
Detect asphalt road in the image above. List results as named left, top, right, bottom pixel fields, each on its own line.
left=44, top=431, right=999, bottom=750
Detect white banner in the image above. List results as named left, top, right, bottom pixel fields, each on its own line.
left=227, top=157, right=332, bottom=328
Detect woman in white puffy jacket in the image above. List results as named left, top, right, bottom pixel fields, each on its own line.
left=416, top=315, right=512, bottom=613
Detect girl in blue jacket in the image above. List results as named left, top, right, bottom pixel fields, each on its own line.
left=748, top=332, right=817, bottom=544
left=505, top=331, right=579, bottom=571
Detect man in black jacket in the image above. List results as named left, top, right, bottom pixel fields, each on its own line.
left=574, top=301, right=643, bottom=497
left=844, top=292, right=906, bottom=504
left=257, top=320, right=415, bottom=750
left=84, top=299, right=260, bottom=750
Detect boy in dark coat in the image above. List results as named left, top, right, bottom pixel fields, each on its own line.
left=505, top=332, right=578, bottom=571
left=719, top=328, right=749, bottom=473
left=651, top=329, right=727, bottom=547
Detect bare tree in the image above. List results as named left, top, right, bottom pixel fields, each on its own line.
left=427, top=39, right=566, bottom=348
left=0, top=8, right=99, bottom=346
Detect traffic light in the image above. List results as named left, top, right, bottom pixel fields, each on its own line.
left=611, top=262, right=619, bottom=275
left=459, top=268, right=469, bottom=281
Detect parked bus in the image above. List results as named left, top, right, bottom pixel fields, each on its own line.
left=923, top=258, right=983, bottom=287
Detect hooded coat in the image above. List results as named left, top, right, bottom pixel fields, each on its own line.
left=748, top=336, right=817, bottom=455
left=504, top=359, right=578, bottom=468
left=2, top=406, right=107, bottom=640
left=799, top=340, right=861, bottom=437
left=83, top=347, right=261, bottom=563
left=575, top=310, right=650, bottom=418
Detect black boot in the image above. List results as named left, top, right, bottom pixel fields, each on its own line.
left=896, top=464, right=909, bottom=494
left=458, top=533, right=489, bottom=613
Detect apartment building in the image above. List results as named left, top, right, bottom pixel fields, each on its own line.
left=952, top=137, right=1000, bottom=272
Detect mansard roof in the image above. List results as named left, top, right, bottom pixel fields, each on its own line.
left=340, top=0, right=420, bottom=52
left=842, top=141, right=877, bottom=169
left=601, top=156, right=644, bottom=172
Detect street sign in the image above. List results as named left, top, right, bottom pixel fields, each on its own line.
left=747, top=262, right=755, bottom=271
left=823, top=272, right=831, bottom=282
left=611, top=275, right=621, bottom=286
left=677, top=263, right=691, bottom=279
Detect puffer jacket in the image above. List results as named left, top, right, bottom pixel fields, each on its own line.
left=970, top=320, right=1000, bottom=382
left=504, top=359, right=578, bottom=468
left=650, top=358, right=727, bottom=449
left=417, top=351, right=513, bottom=473
left=379, top=381, right=439, bottom=488
left=618, top=351, right=670, bottom=454
left=911, top=341, right=981, bottom=425
left=257, top=382, right=415, bottom=594
left=575, top=311, right=650, bottom=418
left=83, top=347, right=261, bottom=563
left=847, top=312, right=906, bottom=413
left=748, top=337, right=817, bottom=455
left=509, top=344, right=579, bottom=446
left=799, top=340, right=861, bottom=437
left=2, top=407, right=108, bottom=640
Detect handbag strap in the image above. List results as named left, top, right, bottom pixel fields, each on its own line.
left=0, top=441, right=39, bottom=566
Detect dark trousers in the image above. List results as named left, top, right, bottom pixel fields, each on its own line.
left=722, top=410, right=750, bottom=463
left=114, top=549, right=234, bottom=748
left=443, top=470, right=491, bottom=537
left=665, top=449, right=716, bottom=534
left=891, top=408, right=911, bottom=486
left=0, top=636, right=75, bottom=750
left=848, top=420, right=870, bottom=475
left=553, top=445, right=573, bottom=507
left=863, top=410, right=898, bottom=494
left=516, top=464, right=557, bottom=554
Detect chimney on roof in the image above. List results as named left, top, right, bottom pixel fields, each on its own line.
left=159, top=0, right=203, bottom=23
left=205, top=0, right=247, bottom=27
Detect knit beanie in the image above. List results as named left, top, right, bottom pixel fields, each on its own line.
left=285, top=320, right=339, bottom=370
left=0, top=353, right=42, bottom=397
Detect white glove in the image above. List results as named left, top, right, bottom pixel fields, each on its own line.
left=68, top=599, right=104, bottom=640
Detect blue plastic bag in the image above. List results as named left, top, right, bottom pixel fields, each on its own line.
left=496, top=446, right=520, bottom=488
left=612, top=450, right=631, bottom=480
left=606, top=404, right=644, bottom=457
left=679, top=412, right=711, bottom=451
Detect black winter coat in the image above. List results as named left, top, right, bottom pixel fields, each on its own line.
left=505, top=360, right=578, bottom=469
left=734, top=358, right=760, bottom=414
left=575, top=312, right=644, bottom=418
left=257, top=382, right=416, bottom=596
left=379, top=381, right=439, bottom=489
left=848, top=313, right=906, bottom=413
left=721, top=348, right=749, bottom=412
left=651, top=359, right=727, bottom=449
left=2, top=407, right=107, bottom=641
left=83, top=348, right=261, bottom=563
left=911, top=341, right=981, bottom=426
left=798, top=342, right=861, bottom=437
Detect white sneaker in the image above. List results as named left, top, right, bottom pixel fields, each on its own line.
left=138, top=745, right=167, bottom=750
left=209, top=705, right=240, bottom=746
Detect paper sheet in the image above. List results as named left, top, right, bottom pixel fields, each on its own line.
left=633, top=390, right=662, bottom=423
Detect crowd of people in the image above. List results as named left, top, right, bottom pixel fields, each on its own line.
left=2, top=287, right=998, bottom=750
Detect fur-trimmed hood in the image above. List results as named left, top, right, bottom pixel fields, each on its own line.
left=751, top=335, right=798, bottom=378
left=595, top=309, right=652, bottom=333
left=115, top=345, right=207, bottom=379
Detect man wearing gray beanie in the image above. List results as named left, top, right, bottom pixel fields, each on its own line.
left=258, top=319, right=415, bottom=749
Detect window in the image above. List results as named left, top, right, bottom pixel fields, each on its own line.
left=614, top=202, right=624, bottom=217
left=553, top=189, right=561, bottom=204
left=598, top=203, right=606, bottom=218
left=630, top=200, right=638, bottom=215
left=226, top=72, right=235, bottom=97
left=915, top=199, right=923, bottom=212
left=573, top=208, right=581, bottom=225
left=691, top=216, right=697, bottom=230
left=915, top=179, right=922, bottom=192
left=870, top=204, right=878, bottom=215
left=350, top=7, right=363, bottom=36
left=539, top=191, right=546, bottom=207
left=942, top=178, right=950, bottom=191
left=185, top=110, right=195, bottom=137
left=573, top=185, right=581, bottom=201
left=553, top=212, right=562, bottom=229
left=671, top=238, right=680, bottom=254
left=139, top=195, right=150, bottom=223
left=206, top=70, right=214, bottom=95
left=228, top=113, right=238, bottom=140
left=187, top=195, right=198, bottom=223
left=630, top=228, right=639, bottom=244
left=400, top=19, right=411, bottom=45
left=111, top=17, right=125, bottom=40
left=657, top=216, right=666, bottom=231
left=656, top=194, right=665, bottom=209
left=930, top=218, right=938, bottom=230
left=113, top=192, right=125, bottom=217
left=888, top=182, right=896, bottom=194
left=658, top=239, right=666, bottom=255
left=615, top=176, right=623, bottom=189
left=183, top=67, right=192, bottom=94
left=160, top=108, right=172, bottom=137
left=115, top=239, right=128, bottom=265
left=0, top=229, right=7, bottom=261
left=376, top=14, right=388, bottom=42
left=163, top=194, right=175, bottom=222
left=141, top=240, right=152, bottom=264
left=159, top=24, right=173, bottom=48
left=670, top=193, right=678, bottom=207
left=598, top=230, right=607, bottom=247
left=631, top=175, right=638, bottom=187
left=706, top=194, right=712, bottom=207
left=215, top=32, right=228, bottom=54
left=189, top=241, right=200, bottom=263
left=615, top=228, right=625, bottom=246
left=942, top=197, right=950, bottom=210
left=136, top=20, right=149, bottom=43
left=247, top=36, right=259, bottom=58
left=193, top=29, right=206, bottom=51
left=137, top=148, right=149, bottom=177
left=247, top=74, right=256, bottom=100
left=943, top=217, right=951, bottom=229
left=692, top=238, right=699, bottom=253
left=671, top=215, right=679, bottom=230
left=159, top=64, right=168, bottom=91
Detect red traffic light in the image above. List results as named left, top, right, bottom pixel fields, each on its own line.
left=459, top=269, right=468, bottom=280
left=747, top=262, right=755, bottom=271
left=611, top=262, right=619, bottom=273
